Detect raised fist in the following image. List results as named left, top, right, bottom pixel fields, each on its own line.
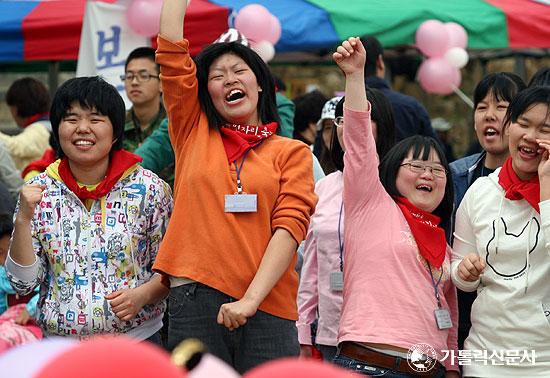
left=17, top=184, right=45, bottom=222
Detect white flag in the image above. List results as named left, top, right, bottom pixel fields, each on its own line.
left=76, top=1, right=149, bottom=109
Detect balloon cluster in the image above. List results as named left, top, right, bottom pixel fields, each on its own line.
left=126, top=0, right=164, bottom=37
left=0, top=337, right=186, bottom=378
left=234, top=4, right=282, bottom=62
left=415, top=20, right=469, bottom=95
left=0, top=336, right=354, bottom=378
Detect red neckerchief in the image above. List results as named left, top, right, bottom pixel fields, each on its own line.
left=21, top=148, right=57, bottom=178
left=498, top=157, right=540, bottom=213
left=395, top=196, right=446, bottom=269
left=58, top=149, right=142, bottom=202
left=219, top=122, right=277, bottom=162
left=24, top=112, right=49, bottom=127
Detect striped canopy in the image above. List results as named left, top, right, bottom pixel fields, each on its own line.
left=0, top=0, right=549, bottom=62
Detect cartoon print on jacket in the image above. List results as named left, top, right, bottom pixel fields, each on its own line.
left=485, top=217, right=540, bottom=277
left=7, top=166, right=172, bottom=338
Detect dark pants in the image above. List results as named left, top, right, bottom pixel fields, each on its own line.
left=317, top=344, right=338, bottom=363
left=145, top=330, right=163, bottom=347
left=167, top=283, right=299, bottom=374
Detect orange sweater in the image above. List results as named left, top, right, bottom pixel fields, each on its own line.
left=154, top=36, right=317, bottom=320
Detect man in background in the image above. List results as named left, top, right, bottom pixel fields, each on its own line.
left=361, top=35, right=438, bottom=143
left=121, top=47, right=166, bottom=152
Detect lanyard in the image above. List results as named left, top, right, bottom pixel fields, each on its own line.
left=233, top=149, right=252, bottom=194
left=338, top=201, right=344, bottom=272
left=233, top=141, right=264, bottom=194
left=427, top=262, right=444, bottom=308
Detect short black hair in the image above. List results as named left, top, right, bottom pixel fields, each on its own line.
left=6, top=77, right=51, bottom=118
left=125, top=47, right=159, bottom=73
left=50, top=77, right=125, bottom=158
left=379, top=135, right=454, bottom=231
left=359, top=35, right=384, bottom=77
left=528, top=67, right=550, bottom=88
left=503, top=86, right=550, bottom=131
left=0, top=213, right=13, bottom=238
left=194, top=42, right=280, bottom=129
left=330, top=88, right=396, bottom=171
left=293, top=90, right=327, bottom=142
left=273, top=75, right=286, bottom=92
left=473, top=72, right=526, bottom=110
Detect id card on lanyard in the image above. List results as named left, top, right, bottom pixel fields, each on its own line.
left=225, top=147, right=258, bottom=213
left=428, top=262, right=452, bottom=330
left=330, top=201, right=345, bottom=292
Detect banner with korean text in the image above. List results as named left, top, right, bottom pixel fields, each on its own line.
left=76, top=1, right=149, bottom=108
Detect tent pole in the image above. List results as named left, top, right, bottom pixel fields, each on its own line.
left=48, top=61, right=60, bottom=96
left=514, top=54, right=527, bottom=82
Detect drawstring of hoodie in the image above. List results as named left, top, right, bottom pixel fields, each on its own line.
left=525, top=216, right=534, bottom=294
left=494, top=195, right=505, bottom=255
left=123, top=188, right=139, bottom=288
left=100, top=196, right=106, bottom=231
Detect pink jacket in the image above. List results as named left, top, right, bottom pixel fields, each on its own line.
left=297, top=171, right=344, bottom=347
left=339, top=107, right=458, bottom=372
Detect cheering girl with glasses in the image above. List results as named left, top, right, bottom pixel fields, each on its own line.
left=330, top=37, right=459, bottom=378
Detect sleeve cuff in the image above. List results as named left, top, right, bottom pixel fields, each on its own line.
left=297, top=323, right=313, bottom=345
left=157, top=35, right=189, bottom=52
left=5, top=253, right=40, bottom=283
left=273, top=223, right=305, bottom=246
left=450, top=262, right=480, bottom=292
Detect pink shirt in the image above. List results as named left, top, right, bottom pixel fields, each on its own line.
left=339, top=107, right=458, bottom=372
left=297, top=171, right=344, bottom=347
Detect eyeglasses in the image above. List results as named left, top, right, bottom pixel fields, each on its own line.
left=400, top=162, right=447, bottom=178
left=333, top=116, right=344, bottom=128
left=120, top=72, right=160, bottom=83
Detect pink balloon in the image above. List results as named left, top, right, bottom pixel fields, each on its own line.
left=450, top=67, right=462, bottom=88
left=265, top=15, right=282, bottom=45
left=234, top=4, right=273, bottom=43
left=417, top=57, right=461, bottom=95
left=126, top=0, right=163, bottom=37
left=445, top=22, right=468, bottom=49
left=415, top=20, right=450, bottom=58
left=36, top=336, right=185, bottom=378
left=189, top=354, right=240, bottom=378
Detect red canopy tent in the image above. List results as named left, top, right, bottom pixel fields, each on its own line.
left=1, top=0, right=229, bottom=61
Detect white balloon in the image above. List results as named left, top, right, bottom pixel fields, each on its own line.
left=253, top=41, right=275, bottom=62
left=444, top=47, right=469, bottom=69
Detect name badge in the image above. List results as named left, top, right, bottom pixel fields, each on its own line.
left=330, top=271, right=344, bottom=291
left=225, top=194, right=257, bottom=213
left=434, top=308, right=452, bottom=330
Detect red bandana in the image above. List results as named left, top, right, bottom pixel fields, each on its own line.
left=395, top=197, right=446, bottom=269
left=21, top=148, right=57, bottom=178
left=219, top=122, right=277, bottom=162
left=58, top=149, right=142, bottom=202
left=498, top=157, right=540, bottom=213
